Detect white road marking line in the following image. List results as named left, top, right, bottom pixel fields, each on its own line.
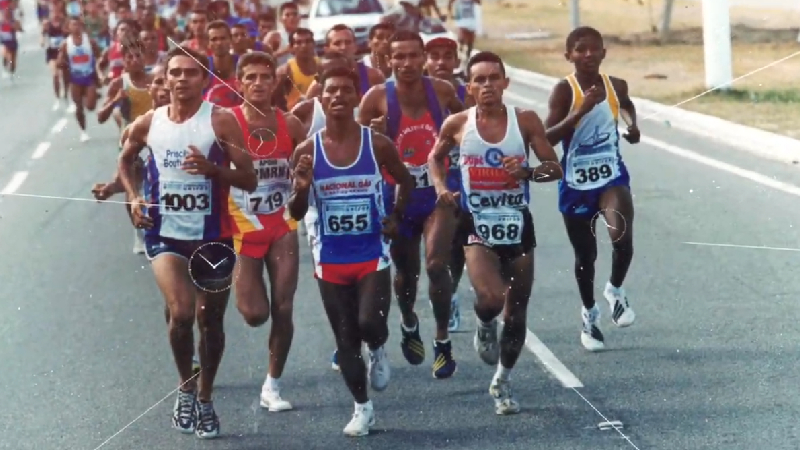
left=51, top=118, right=68, bottom=133
left=683, top=242, right=800, bottom=252
left=32, top=142, right=50, bottom=160
left=1, top=171, right=29, bottom=195
left=525, top=328, right=584, bottom=388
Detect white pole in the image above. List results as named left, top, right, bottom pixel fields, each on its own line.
left=701, top=0, right=733, bottom=90
left=569, top=0, right=579, bottom=29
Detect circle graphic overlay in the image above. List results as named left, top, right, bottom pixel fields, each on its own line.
left=188, top=242, right=239, bottom=293
left=247, top=127, right=278, bottom=158
left=591, top=208, right=627, bottom=244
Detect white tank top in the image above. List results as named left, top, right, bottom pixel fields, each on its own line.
left=308, top=98, right=326, bottom=137
left=459, top=105, right=530, bottom=246
left=66, top=34, right=95, bottom=78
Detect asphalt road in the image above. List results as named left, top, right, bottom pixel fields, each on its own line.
left=4, top=13, right=800, bottom=450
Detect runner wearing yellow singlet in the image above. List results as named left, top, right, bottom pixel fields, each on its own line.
left=275, top=28, right=317, bottom=111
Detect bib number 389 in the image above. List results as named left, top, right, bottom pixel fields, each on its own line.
left=473, top=210, right=523, bottom=246
left=159, top=180, right=212, bottom=215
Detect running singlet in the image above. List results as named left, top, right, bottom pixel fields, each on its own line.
left=446, top=83, right=468, bottom=192
left=311, top=126, right=389, bottom=266
left=0, top=21, right=16, bottom=45
left=459, top=105, right=530, bottom=246
left=185, top=38, right=213, bottom=56
left=228, top=106, right=294, bottom=236
left=46, top=22, right=66, bottom=49
left=144, top=51, right=167, bottom=74
left=66, top=34, right=96, bottom=85
left=560, top=73, right=627, bottom=192
left=65, top=0, right=81, bottom=17
left=143, top=101, right=232, bottom=240
left=84, top=16, right=106, bottom=49
left=107, top=42, right=124, bottom=79
left=119, top=72, right=152, bottom=124
left=203, top=55, right=242, bottom=107
left=285, top=58, right=317, bottom=111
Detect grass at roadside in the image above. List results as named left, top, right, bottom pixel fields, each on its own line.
left=475, top=0, right=800, bottom=139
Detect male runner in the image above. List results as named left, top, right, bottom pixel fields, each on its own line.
left=288, top=66, right=414, bottom=437
left=139, top=4, right=173, bottom=51
left=230, top=23, right=251, bottom=56
left=358, top=30, right=463, bottom=379
left=271, top=1, right=299, bottom=66
left=255, top=11, right=280, bottom=52
left=429, top=51, right=562, bottom=414
left=181, top=8, right=211, bottom=56
left=42, top=8, right=69, bottom=110
left=141, top=28, right=167, bottom=72
left=119, top=46, right=256, bottom=439
left=276, top=27, right=317, bottom=111
left=203, top=20, right=242, bottom=107
left=228, top=51, right=307, bottom=412
left=544, top=27, right=639, bottom=351
left=0, top=8, right=22, bottom=81
left=448, top=0, right=478, bottom=64
left=424, top=36, right=472, bottom=332
left=362, top=22, right=393, bottom=79
left=58, top=17, right=102, bottom=142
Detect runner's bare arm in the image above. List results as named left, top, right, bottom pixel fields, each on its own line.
left=372, top=132, right=413, bottom=218
left=118, top=112, right=153, bottom=200
left=56, top=41, right=67, bottom=68
left=544, top=79, right=580, bottom=145
left=305, top=79, right=321, bottom=98
left=356, top=84, right=386, bottom=127
left=97, top=77, right=123, bottom=123
left=519, top=109, right=562, bottom=183
left=429, top=112, right=467, bottom=193
left=97, top=46, right=109, bottom=69
left=433, top=77, right=464, bottom=114
left=287, top=137, right=314, bottom=221
left=284, top=112, right=307, bottom=147
left=211, top=108, right=258, bottom=192
left=40, top=20, right=48, bottom=46
left=367, top=66, right=385, bottom=86
left=14, top=20, right=22, bottom=32
left=289, top=99, right=315, bottom=135
left=611, top=76, right=640, bottom=142
left=90, top=38, right=102, bottom=59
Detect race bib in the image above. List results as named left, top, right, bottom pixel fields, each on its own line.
left=447, top=147, right=460, bottom=172
left=570, top=155, right=618, bottom=189
left=159, top=180, right=212, bottom=215
left=406, top=163, right=431, bottom=189
left=473, top=210, right=523, bottom=245
left=246, top=182, right=289, bottom=214
left=323, top=199, right=373, bottom=236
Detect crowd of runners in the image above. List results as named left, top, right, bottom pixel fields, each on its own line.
left=4, top=0, right=642, bottom=440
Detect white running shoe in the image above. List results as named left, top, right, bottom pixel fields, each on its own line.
left=473, top=318, right=500, bottom=365
left=581, top=305, right=605, bottom=352
left=79, top=131, right=90, bottom=142
left=448, top=294, right=461, bottom=332
left=604, top=282, right=635, bottom=327
left=52, top=100, right=60, bottom=111
left=343, top=402, right=375, bottom=437
left=259, top=386, right=293, bottom=412
left=133, top=229, right=145, bottom=254
left=367, top=346, right=390, bottom=391
left=67, top=103, right=77, bottom=113
left=489, top=378, right=520, bottom=415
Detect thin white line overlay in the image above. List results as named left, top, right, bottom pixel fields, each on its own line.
left=683, top=241, right=800, bottom=252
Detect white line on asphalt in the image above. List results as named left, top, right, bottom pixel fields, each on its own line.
left=683, top=242, right=800, bottom=252
left=51, top=118, right=67, bottom=133
left=31, top=142, right=50, bottom=160
left=525, top=329, right=584, bottom=388
left=1, top=171, right=29, bottom=195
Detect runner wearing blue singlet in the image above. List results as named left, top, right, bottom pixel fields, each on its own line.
left=544, top=27, right=640, bottom=352
left=57, top=17, right=102, bottom=142
left=119, top=46, right=257, bottom=440
left=288, top=66, right=414, bottom=437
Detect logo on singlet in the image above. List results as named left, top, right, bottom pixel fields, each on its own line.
left=485, top=148, right=504, bottom=168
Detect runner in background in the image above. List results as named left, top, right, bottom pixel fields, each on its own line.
left=139, top=3, right=173, bottom=51
left=255, top=10, right=280, bottom=53
left=230, top=22, right=252, bottom=56
left=42, top=8, right=70, bottom=110
left=181, top=8, right=211, bottom=56
left=203, top=20, right=242, bottom=108
left=448, top=0, right=478, bottom=65
left=58, top=16, right=102, bottom=142
left=361, top=22, right=393, bottom=79
left=0, top=7, right=22, bottom=81
left=170, top=0, right=192, bottom=41
left=271, top=1, right=299, bottom=66
left=140, top=28, right=167, bottom=72
left=276, top=27, right=317, bottom=111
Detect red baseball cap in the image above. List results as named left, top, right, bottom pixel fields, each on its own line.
left=424, top=36, right=458, bottom=52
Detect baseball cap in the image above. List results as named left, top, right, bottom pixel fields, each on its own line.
left=424, top=36, right=458, bottom=52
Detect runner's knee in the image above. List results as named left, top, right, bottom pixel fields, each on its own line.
left=270, top=297, right=293, bottom=325
left=237, top=296, right=269, bottom=327
left=358, top=314, right=388, bottom=346
left=474, top=288, right=504, bottom=323
left=611, top=238, right=633, bottom=257
left=424, top=255, right=449, bottom=284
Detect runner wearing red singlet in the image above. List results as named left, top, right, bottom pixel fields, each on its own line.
left=202, top=20, right=241, bottom=108
left=226, top=51, right=308, bottom=413
left=180, top=8, right=212, bottom=57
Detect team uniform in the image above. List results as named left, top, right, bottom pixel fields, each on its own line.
left=228, top=107, right=296, bottom=258
left=144, top=51, right=167, bottom=74
left=0, top=20, right=17, bottom=55
left=119, top=72, right=152, bottom=127
left=142, top=101, right=234, bottom=283
left=65, top=33, right=98, bottom=87
left=45, top=21, right=66, bottom=64
left=284, top=57, right=317, bottom=111
left=558, top=73, right=629, bottom=219
left=310, top=126, right=391, bottom=285
left=458, top=105, right=535, bottom=260
left=203, top=55, right=242, bottom=108
left=106, top=41, right=124, bottom=80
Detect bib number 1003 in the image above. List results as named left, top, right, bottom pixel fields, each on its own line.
left=160, top=193, right=210, bottom=213
left=574, top=164, right=613, bottom=185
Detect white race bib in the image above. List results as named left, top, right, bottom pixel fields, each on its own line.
left=406, top=163, right=431, bottom=189
left=159, top=179, right=212, bottom=215
left=246, top=182, right=289, bottom=214
left=323, top=199, right=373, bottom=236
left=569, top=155, right=618, bottom=190
left=473, top=210, right=523, bottom=245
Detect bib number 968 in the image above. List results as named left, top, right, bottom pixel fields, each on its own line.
left=476, top=223, right=520, bottom=243
left=574, top=164, right=613, bottom=185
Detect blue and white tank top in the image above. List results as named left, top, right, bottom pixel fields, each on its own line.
left=459, top=105, right=530, bottom=246
left=311, top=126, right=389, bottom=265
left=144, top=101, right=232, bottom=241
left=66, top=34, right=95, bottom=79
left=560, top=73, right=627, bottom=191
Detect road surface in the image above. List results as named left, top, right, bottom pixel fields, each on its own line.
left=3, top=16, right=800, bottom=450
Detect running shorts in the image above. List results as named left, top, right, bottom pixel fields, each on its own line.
left=144, top=237, right=236, bottom=290
left=459, top=208, right=536, bottom=263
left=558, top=175, right=630, bottom=219
left=1, top=41, right=17, bottom=52
left=233, top=216, right=298, bottom=259
left=45, top=48, right=59, bottom=62
left=314, top=257, right=391, bottom=286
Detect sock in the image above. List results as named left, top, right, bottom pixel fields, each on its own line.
left=435, top=338, right=450, bottom=345
left=494, top=363, right=511, bottom=382
left=355, top=399, right=373, bottom=411
left=401, top=319, right=417, bottom=333
left=606, top=281, right=622, bottom=293
left=264, top=375, right=279, bottom=391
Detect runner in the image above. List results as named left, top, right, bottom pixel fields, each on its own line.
left=203, top=20, right=242, bottom=108
left=180, top=8, right=211, bottom=56
left=84, top=1, right=110, bottom=50
left=276, top=27, right=317, bottom=111
left=140, top=28, right=166, bottom=73
left=118, top=46, right=257, bottom=439
left=227, top=51, right=307, bottom=412
left=230, top=23, right=252, bottom=56
left=170, top=0, right=192, bottom=40
left=255, top=10, right=280, bottom=53
left=544, top=27, right=639, bottom=351
left=42, top=8, right=70, bottom=110
left=424, top=36, right=473, bottom=332
left=0, top=7, right=22, bottom=81
left=448, top=0, right=478, bottom=65
left=139, top=4, right=172, bottom=52
left=362, top=22, right=393, bottom=79
left=271, top=1, right=299, bottom=66
left=287, top=65, right=414, bottom=437
left=98, top=20, right=138, bottom=86
left=358, top=30, right=463, bottom=379
left=57, top=16, right=102, bottom=142
left=429, top=50, right=563, bottom=414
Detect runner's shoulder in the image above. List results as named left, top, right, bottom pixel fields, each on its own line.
left=127, top=110, right=156, bottom=142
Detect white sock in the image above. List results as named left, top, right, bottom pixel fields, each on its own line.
left=494, top=363, right=511, bottom=382
left=264, top=375, right=279, bottom=391
left=605, top=281, right=621, bottom=294
left=435, top=338, right=450, bottom=345
left=355, top=400, right=373, bottom=411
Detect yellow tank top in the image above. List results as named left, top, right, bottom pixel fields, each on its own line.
left=122, top=73, right=152, bottom=123
left=285, top=58, right=318, bottom=110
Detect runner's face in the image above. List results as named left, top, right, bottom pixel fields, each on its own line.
left=190, top=13, right=207, bottom=35
left=468, top=61, right=508, bottom=106
left=257, top=19, right=274, bottom=37
left=231, top=27, right=249, bottom=51
left=390, top=40, right=425, bottom=82
left=239, top=63, right=275, bottom=103
left=123, top=49, right=145, bottom=72
left=116, top=23, right=130, bottom=41
left=280, top=7, right=299, bottom=29
left=167, top=55, right=206, bottom=100
left=326, top=29, right=356, bottom=58
left=117, top=7, right=132, bottom=20
left=68, top=19, right=82, bottom=35
left=140, top=30, right=158, bottom=53
left=425, top=46, right=458, bottom=80
left=369, top=28, right=391, bottom=56
left=208, top=27, right=231, bottom=56
left=291, top=31, right=315, bottom=58
left=567, top=36, right=605, bottom=74
left=320, top=75, right=358, bottom=119
left=150, top=67, right=171, bottom=105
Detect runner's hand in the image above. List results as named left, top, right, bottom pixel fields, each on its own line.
left=370, top=115, right=387, bottom=134
left=502, top=156, right=529, bottom=180
left=91, top=182, right=115, bottom=201
left=623, top=124, right=640, bottom=144
left=577, top=84, right=605, bottom=115
left=129, top=196, right=153, bottom=229
left=435, top=189, right=459, bottom=209
left=293, top=154, right=313, bottom=190
left=381, top=214, right=399, bottom=239
left=182, top=145, right=219, bottom=176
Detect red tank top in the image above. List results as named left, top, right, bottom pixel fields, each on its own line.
left=204, top=77, right=242, bottom=108
left=383, top=111, right=438, bottom=184
left=231, top=106, right=293, bottom=160
left=187, top=38, right=213, bottom=56
left=108, top=42, right=123, bottom=78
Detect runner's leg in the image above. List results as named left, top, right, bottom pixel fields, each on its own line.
left=562, top=213, right=604, bottom=351
left=391, top=232, right=425, bottom=365
left=599, top=185, right=635, bottom=326
left=465, top=244, right=504, bottom=366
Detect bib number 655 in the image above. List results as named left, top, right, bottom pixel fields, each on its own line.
left=327, top=213, right=369, bottom=233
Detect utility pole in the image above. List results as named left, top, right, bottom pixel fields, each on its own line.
left=701, top=0, right=733, bottom=90
left=569, top=0, right=579, bottom=29
left=659, top=0, right=675, bottom=43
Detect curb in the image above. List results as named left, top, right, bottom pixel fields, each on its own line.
left=504, top=64, right=800, bottom=163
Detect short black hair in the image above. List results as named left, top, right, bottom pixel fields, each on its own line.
left=257, top=11, right=276, bottom=22
left=325, top=24, right=355, bottom=46
left=164, top=46, right=210, bottom=79
left=319, top=66, right=360, bottom=93
left=288, top=27, right=313, bottom=46
left=369, top=22, right=394, bottom=39
left=115, top=18, right=141, bottom=35
left=237, top=51, right=277, bottom=79
left=206, top=19, right=231, bottom=36
left=565, top=26, right=603, bottom=52
left=466, top=51, right=506, bottom=79
left=279, top=1, right=298, bottom=14
left=388, top=30, right=424, bottom=53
